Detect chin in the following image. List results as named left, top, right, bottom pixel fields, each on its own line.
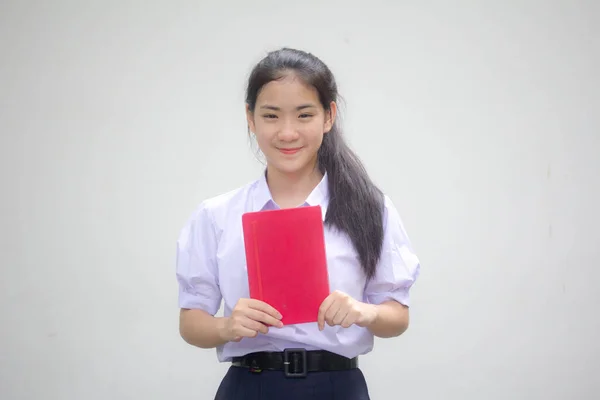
left=268, top=159, right=310, bottom=175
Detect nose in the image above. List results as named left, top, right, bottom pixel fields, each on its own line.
left=277, top=119, right=299, bottom=142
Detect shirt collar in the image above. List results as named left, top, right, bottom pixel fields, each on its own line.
left=252, top=169, right=329, bottom=215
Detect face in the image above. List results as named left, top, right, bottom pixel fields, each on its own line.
left=246, top=74, right=336, bottom=176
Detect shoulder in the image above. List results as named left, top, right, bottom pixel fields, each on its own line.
left=381, top=194, right=400, bottom=223
left=380, top=193, right=413, bottom=243
left=184, top=179, right=260, bottom=230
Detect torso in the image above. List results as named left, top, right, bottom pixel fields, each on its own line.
left=204, top=175, right=376, bottom=362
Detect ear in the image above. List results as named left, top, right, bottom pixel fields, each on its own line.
left=323, top=101, right=337, bottom=133
left=246, top=104, right=256, bottom=133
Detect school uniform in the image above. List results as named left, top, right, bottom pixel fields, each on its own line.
left=176, top=172, right=420, bottom=399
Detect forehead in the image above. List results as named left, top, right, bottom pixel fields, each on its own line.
left=256, top=75, right=321, bottom=107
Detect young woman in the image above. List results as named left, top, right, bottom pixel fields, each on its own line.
left=176, top=48, right=421, bottom=400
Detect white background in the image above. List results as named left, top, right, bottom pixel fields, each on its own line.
left=1, top=1, right=599, bottom=399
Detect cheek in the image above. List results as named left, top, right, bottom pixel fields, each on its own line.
left=253, top=122, right=276, bottom=141
left=254, top=134, right=271, bottom=151
left=254, top=134, right=280, bottom=158
left=304, top=124, right=325, bottom=145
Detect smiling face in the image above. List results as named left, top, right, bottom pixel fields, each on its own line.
left=247, top=73, right=336, bottom=177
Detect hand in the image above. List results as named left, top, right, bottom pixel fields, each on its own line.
left=219, top=298, right=283, bottom=342
left=317, top=290, right=378, bottom=331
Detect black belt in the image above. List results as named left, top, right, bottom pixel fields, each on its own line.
left=231, top=348, right=358, bottom=378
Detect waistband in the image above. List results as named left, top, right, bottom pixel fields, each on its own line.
left=231, top=349, right=358, bottom=378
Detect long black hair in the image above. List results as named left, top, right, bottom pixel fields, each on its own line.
left=245, top=48, right=384, bottom=280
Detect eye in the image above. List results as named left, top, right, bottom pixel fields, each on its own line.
left=299, top=113, right=314, bottom=119
left=262, top=114, right=277, bottom=119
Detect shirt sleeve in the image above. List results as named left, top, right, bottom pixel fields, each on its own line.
left=364, top=196, right=421, bottom=307
left=175, top=201, right=222, bottom=315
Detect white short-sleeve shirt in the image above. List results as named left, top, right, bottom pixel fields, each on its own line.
left=176, top=172, right=420, bottom=362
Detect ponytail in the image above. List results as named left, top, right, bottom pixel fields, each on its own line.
left=318, top=124, right=384, bottom=280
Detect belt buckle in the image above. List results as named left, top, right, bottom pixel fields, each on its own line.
left=283, top=348, right=307, bottom=378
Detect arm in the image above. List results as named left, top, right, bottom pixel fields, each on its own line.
left=362, top=196, right=420, bottom=336
left=180, top=299, right=284, bottom=349
left=364, top=300, right=409, bottom=338
left=317, top=291, right=410, bottom=338
left=176, top=202, right=225, bottom=347
left=179, top=308, right=229, bottom=349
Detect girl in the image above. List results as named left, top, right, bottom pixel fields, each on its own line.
left=176, top=48, right=420, bottom=400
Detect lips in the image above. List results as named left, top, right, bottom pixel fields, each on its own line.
left=278, top=147, right=302, bottom=155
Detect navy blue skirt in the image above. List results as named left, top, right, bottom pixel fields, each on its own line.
left=214, top=365, right=371, bottom=399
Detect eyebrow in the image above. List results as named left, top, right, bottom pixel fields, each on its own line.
left=259, top=104, right=317, bottom=111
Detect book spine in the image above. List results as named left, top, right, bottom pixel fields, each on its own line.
left=252, top=222, right=264, bottom=300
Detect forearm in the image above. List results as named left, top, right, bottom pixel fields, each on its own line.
left=365, top=300, right=409, bottom=338
left=179, top=309, right=229, bottom=348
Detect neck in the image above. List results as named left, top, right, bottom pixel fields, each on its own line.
left=266, top=163, right=323, bottom=209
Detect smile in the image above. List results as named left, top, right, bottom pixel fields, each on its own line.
left=278, top=147, right=302, bottom=155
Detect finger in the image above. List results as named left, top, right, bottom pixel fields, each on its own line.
left=332, top=306, right=348, bottom=326
left=325, top=299, right=343, bottom=326
left=233, top=324, right=260, bottom=339
left=247, top=299, right=283, bottom=320
left=318, top=293, right=337, bottom=330
left=246, top=309, right=283, bottom=328
left=340, top=310, right=357, bottom=328
left=333, top=297, right=355, bottom=326
left=241, top=318, right=269, bottom=335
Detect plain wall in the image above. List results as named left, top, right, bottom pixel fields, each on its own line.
left=1, top=1, right=599, bottom=399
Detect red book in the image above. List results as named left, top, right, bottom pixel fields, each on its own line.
left=242, top=205, right=330, bottom=325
